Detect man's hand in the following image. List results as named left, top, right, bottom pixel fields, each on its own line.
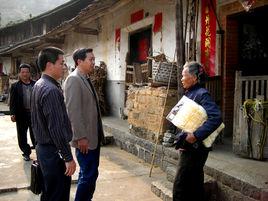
left=185, top=133, right=197, bottom=144
left=10, top=115, right=16, bottom=122
left=65, top=160, right=76, bottom=176
left=77, top=138, right=89, bottom=154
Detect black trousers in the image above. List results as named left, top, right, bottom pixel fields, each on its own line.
left=173, top=149, right=209, bottom=201
left=16, top=112, right=35, bottom=156
left=36, top=144, right=71, bottom=201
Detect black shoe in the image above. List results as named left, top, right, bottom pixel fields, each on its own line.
left=22, top=155, right=31, bottom=161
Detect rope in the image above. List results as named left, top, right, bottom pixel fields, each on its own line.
left=149, top=50, right=176, bottom=177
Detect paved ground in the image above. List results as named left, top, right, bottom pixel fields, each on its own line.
left=0, top=114, right=163, bottom=201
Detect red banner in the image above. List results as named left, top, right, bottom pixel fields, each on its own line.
left=201, top=0, right=216, bottom=76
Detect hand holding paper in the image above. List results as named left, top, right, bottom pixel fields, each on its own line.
left=167, top=96, right=224, bottom=148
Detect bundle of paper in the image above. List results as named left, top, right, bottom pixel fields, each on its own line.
left=203, top=123, right=225, bottom=147
left=166, top=95, right=224, bottom=148
left=166, top=96, right=207, bottom=133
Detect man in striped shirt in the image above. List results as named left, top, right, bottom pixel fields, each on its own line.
left=31, top=47, right=76, bottom=201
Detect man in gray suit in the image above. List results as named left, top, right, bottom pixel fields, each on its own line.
left=64, top=48, right=104, bottom=201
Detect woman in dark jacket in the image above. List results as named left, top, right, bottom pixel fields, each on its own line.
left=173, top=61, right=222, bottom=201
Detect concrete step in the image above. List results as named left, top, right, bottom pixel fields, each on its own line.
left=151, top=175, right=217, bottom=201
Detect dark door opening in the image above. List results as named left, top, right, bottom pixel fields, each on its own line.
left=238, top=5, right=268, bottom=76
left=129, top=27, right=152, bottom=65
left=125, top=27, right=152, bottom=86
left=124, top=27, right=152, bottom=115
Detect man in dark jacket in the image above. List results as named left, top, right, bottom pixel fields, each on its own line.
left=9, top=63, right=36, bottom=161
left=172, top=61, right=222, bottom=201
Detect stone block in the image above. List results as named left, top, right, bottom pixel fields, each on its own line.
left=138, top=147, right=145, bottom=160
left=152, top=89, right=161, bottom=96
left=158, top=97, right=166, bottom=107
left=144, top=150, right=153, bottom=163
left=125, top=99, right=134, bottom=110
left=139, top=88, right=147, bottom=95
left=145, top=89, right=152, bottom=95
left=241, top=184, right=261, bottom=200
left=133, top=101, right=138, bottom=109
left=138, top=95, right=147, bottom=104
left=146, top=113, right=159, bottom=123
left=148, top=96, right=159, bottom=107
left=151, top=180, right=173, bottom=201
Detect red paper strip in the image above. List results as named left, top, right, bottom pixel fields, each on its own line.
left=153, top=12, right=162, bottom=33
left=115, top=28, right=120, bottom=43
left=131, top=9, right=144, bottom=24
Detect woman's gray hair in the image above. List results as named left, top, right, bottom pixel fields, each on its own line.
left=183, top=61, right=208, bottom=85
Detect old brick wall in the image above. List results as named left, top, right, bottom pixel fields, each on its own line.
left=126, top=86, right=177, bottom=142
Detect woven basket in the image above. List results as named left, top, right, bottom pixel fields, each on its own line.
left=152, top=62, right=177, bottom=86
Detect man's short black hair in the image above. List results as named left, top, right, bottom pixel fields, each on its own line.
left=19, top=63, right=31, bottom=71
left=72, top=48, right=93, bottom=67
left=37, top=47, right=64, bottom=71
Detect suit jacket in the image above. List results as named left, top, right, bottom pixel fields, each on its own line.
left=9, top=80, right=35, bottom=119
left=64, top=68, right=104, bottom=150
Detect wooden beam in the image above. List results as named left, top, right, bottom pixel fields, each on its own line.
left=44, top=37, right=65, bottom=44
left=176, top=0, right=185, bottom=98
left=74, top=26, right=99, bottom=35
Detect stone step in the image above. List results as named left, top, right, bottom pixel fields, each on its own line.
left=103, top=118, right=268, bottom=201
left=166, top=166, right=176, bottom=183
left=151, top=180, right=172, bottom=201
left=151, top=175, right=217, bottom=201
left=103, top=131, right=114, bottom=145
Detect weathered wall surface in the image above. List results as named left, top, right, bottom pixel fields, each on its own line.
left=126, top=86, right=177, bottom=141
left=62, top=0, right=177, bottom=117
left=1, top=57, right=12, bottom=75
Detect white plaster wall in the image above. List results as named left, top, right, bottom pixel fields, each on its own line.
left=62, top=30, right=99, bottom=70
left=76, top=0, right=177, bottom=81
left=61, top=0, right=177, bottom=82
left=1, top=57, right=12, bottom=75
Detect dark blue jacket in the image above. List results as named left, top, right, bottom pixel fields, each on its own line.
left=9, top=80, right=35, bottom=119
left=185, top=84, right=222, bottom=141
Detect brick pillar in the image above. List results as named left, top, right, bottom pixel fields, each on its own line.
left=222, top=17, right=239, bottom=136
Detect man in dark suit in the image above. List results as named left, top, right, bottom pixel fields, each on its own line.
left=10, top=63, right=36, bottom=161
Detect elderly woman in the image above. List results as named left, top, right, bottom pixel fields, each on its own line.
left=173, top=61, right=222, bottom=201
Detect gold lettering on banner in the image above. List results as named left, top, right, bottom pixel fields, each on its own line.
left=204, top=6, right=211, bottom=69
